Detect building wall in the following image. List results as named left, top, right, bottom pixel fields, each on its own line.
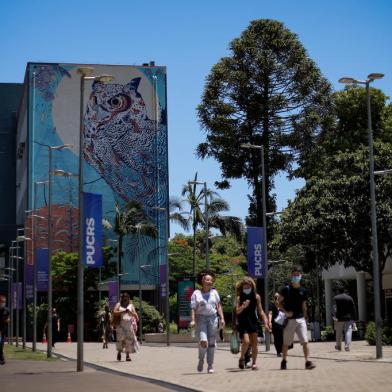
left=18, top=63, right=168, bottom=286
left=0, top=83, right=23, bottom=245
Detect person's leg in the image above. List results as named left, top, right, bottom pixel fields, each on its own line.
left=239, top=333, right=249, bottom=369
left=273, top=327, right=283, bottom=356
left=297, top=319, right=315, bottom=369
left=206, top=317, right=218, bottom=372
left=344, top=321, right=353, bottom=351
left=281, top=320, right=295, bottom=369
left=0, top=333, right=5, bottom=364
left=197, top=316, right=208, bottom=372
left=335, top=321, right=343, bottom=350
left=249, top=332, right=258, bottom=369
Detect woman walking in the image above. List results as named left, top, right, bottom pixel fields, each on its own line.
left=99, top=305, right=112, bottom=349
left=269, top=293, right=293, bottom=357
left=190, top=271, right=225, bottom=374
left=236, top=277, right=269, bottom=370
left=113, top=292, right=139, bottom=361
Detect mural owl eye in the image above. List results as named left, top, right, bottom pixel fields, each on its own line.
left=107, top=94, right=131, bottom=112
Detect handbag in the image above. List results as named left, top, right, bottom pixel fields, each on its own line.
left=111, top=312, right=121, bottom=328
left=230, top=332, right=240, bottom=354
left=274, top=310, right=288, bottom=329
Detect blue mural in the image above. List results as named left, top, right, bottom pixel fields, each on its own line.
left=28, top=63, right=168, bottom=286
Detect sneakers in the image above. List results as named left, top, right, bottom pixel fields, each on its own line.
left=207, top=366, right=214, bottom=374
left=280, top=359, right=287, bottom=370
left=305, top=361, right=316, bottom=370
left=197, top=359, right=204, bottom=372
left=345, top=346, right=350, bottom=352
left=335, top=345, right=342, bottom=351
left=244, top=350, right=251, bottom=367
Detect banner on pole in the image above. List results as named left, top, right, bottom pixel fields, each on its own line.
left=82, top=192, right=103, bottom=268
left=13, top=282, right=22, bottom=310
left=160, top=264, right=167, bottom=298
left=108, top=281, right=118, bottom=310
left=177, top=277, right=195, bottom=330
left=26, top=263, right=34, bottom=301
left=247, top=227, right=265, bottom=278
left=36, top=248, right=48, bottom=291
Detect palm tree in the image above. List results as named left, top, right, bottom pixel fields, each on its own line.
left=103, top=200, right=157, bottom=286
left=181, top=173, right=244, bottom=276
left=169, top=196, right=190, bottom=230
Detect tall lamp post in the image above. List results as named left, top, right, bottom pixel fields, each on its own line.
left=188, top=181, right=209, bottom=271
left=76, top=68, right=114, bottom=372
left=47, top=145, right=73, bottom=358
left=240, top=143, right=270, bottom=351
left=108, top=239, right=120, bottom=301
left=32, top=180, right=48, bottom=351
left=339, top=73, right=384, bottom=359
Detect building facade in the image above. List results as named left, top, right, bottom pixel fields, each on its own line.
left=15, top=63, right=168, bottom=297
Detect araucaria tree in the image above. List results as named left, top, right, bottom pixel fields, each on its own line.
left=197, top=19, right=333, bottom=225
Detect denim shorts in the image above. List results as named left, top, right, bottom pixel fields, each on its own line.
left=197, top=314, right=218, bottom=342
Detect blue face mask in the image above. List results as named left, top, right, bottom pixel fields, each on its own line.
left=291, top=275, right=301, bottom=284
left=243, top=288, right=252, bottom=295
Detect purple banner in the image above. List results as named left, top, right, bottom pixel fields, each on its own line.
left=160, top=264, right=167, bottom=298
left=83, top=192, right=103, bottom=268
left=108, top=281, right=118, bottom=310
left=26, top=263, right=34, bottom=301
left=13, top=282, right=22, bottom=310
left=37, top=248, right=48, bottom=291
left=247, top=227, right=265, bottom=278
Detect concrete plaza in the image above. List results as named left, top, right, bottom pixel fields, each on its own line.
left=29, top=340, right=392, bottom=392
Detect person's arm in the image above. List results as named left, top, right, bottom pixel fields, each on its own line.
left=57, top=318, right=61, bottom=332
left=190, top=309, right=196, bottom=328
left=256, top=294, right=270, bottom=331
left=112, top=303, right=122, bottom=315
left=130, top=304, right=139, bottom=320
left=216, top=302, right=225, bottom=328
left=302, top=300, right=308, bottom=321
left=236, top=295, right=249, bottom=315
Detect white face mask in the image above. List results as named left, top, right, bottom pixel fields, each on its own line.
left=243, top=288, right=252, bottom=295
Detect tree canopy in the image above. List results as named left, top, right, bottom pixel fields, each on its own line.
left=197, top=19, right=333, bottom=225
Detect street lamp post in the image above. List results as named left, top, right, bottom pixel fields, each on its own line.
left=240, top=143, right=270, bottom=351
left=188, top=181, right=209, bottom=271
left=76, top=67, right=114, bottom=372
left=108, top=239, right=120, bottom=301
left=32, top=180, right=48, bottom=351
left=339, top=73, right=384, bottom=359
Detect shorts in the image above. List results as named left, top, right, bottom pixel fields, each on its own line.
left=283, top=318, right=308, bottom=346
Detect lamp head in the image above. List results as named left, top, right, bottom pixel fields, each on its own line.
left=95, top=74, right=115, bottom=83
left=338, top=77, right=356, bottom=84
left=368, top=73, right=384, bottom=81
left=77, top=67, right=94, bottom=76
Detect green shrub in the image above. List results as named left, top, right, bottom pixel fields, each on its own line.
left=321, top=325, right=335, bottom=341
left=366, top=321, right=392, bottom=345
left=169, top=321, right=178, bottom=334
left=133, top=297, right=162, bottom=334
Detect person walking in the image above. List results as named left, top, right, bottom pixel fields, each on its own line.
left=0, top=295, right=10, bottom=365
left=190, top=271, right=225, bottom=374
left=45, top=308, right=61, bottom=348
left=279, top=265, right=315, bottom=370
left=99, top=305, right=112, bottom=349
left=113, top=292, right=139, bottom=361
left=235, top=277, right=269, bottom=370
left=268, top=292, right=293, bottom=357
left=332, top=287, right=357, bottom=352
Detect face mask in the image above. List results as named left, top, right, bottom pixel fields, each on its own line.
left=291, top=275, right=301, bottom=284
left=243, top=288, right=252, bottom=295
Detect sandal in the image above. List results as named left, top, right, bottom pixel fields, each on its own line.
left=238, top=358, right=245, bottom=369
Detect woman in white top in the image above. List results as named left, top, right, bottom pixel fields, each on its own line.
left=190, top=271, right=225, bottom=374
left=113, top=292, right=139, bottom=361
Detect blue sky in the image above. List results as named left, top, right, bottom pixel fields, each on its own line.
left=1, top=0, right=391, bottom=236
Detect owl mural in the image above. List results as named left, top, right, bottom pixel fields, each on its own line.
left=83, top=77, right=166, bottom=208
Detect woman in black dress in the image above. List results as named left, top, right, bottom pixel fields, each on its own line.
left=235, top=277, right=269, bottom=370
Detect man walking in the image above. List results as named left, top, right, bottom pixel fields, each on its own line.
left=333, top=287, right=357, bottom=352
left=279, top=265, right=315, bottom=370
left=0, top=295, right=10, bottom=365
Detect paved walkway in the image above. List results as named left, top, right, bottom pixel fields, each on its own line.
left=32, top=340, right=392, bottom=392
